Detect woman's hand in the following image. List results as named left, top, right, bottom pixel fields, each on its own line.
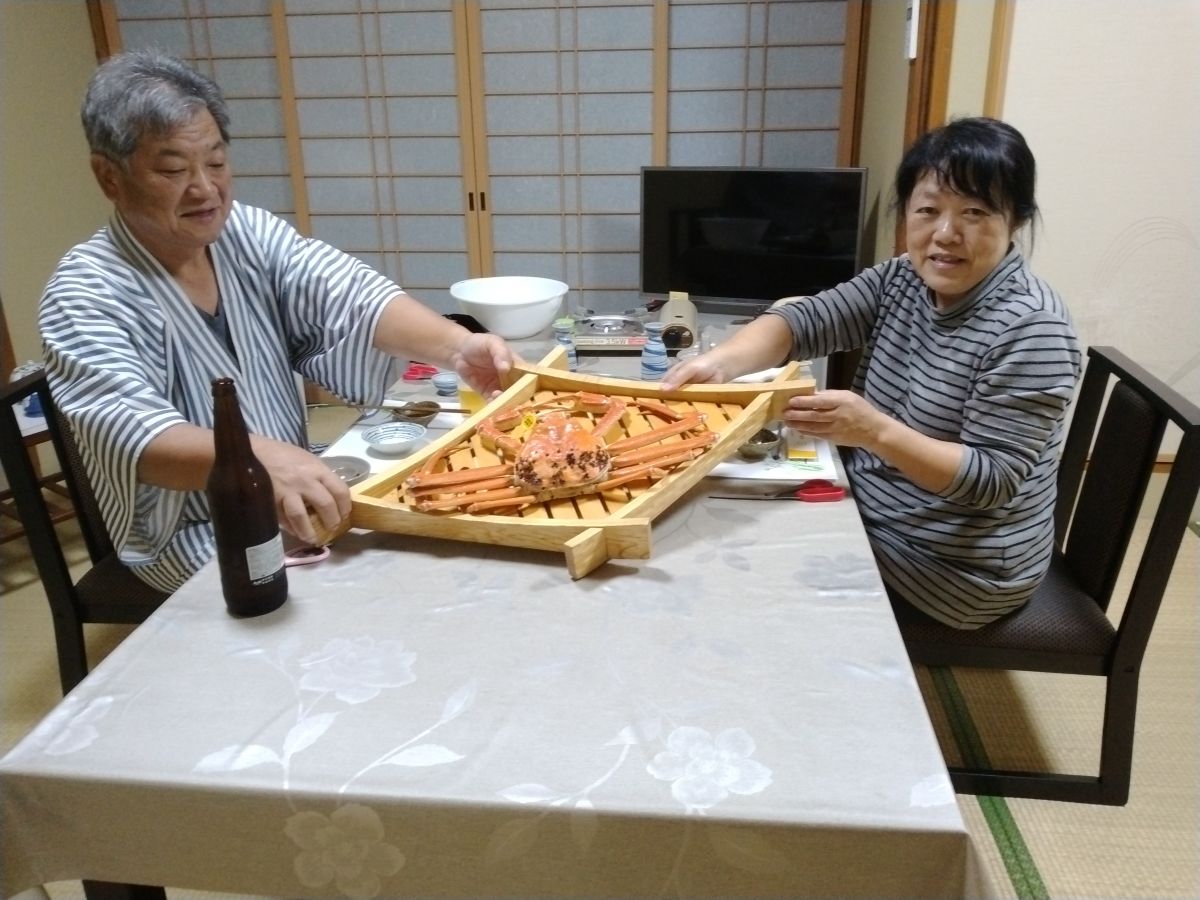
left=659, top=351, right=737, bottom=389
left=660, top=313, right=793, bottom=390
left=783, top=390, right=888, bottom=449
left=787, top=390, right=963, bottom=493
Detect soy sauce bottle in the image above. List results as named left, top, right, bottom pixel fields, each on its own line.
left=207, top=378, right=287, bottom=617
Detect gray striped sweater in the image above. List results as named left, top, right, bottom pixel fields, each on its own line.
left=40, top=202, right=400, bottom=592
left=767, top=247, right=1080, bottom=628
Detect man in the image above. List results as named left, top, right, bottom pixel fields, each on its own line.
left=40, top=50, right=514, bottom=593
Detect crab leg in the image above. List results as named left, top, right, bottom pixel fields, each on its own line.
left=417, top=444, right=456, bottom=475
left=610, top=432, right=717, bottom=468
left=405, top=463, right=511, bottom=490
left=417, top=486, right=530, bottom=512
left=632, top=397, right=685, bottom=422
left=606, top=413, right=707, bottom=455
left=467, top=494, right=536, bottom=514
left=597, top=449, right=706, bottom=490
left=407, top=475, right=514, bottom=499
left=587, top=396, right=627, bottom=439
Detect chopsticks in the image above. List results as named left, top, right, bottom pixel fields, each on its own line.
left=306, top=402, right=473, bottom=415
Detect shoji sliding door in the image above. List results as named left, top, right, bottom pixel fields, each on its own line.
left=105, top=0, right=862, bottom=316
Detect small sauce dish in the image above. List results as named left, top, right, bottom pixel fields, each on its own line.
left=736, top=427, right=781, bottom=461
left=363, top=422, right=427, bottom=456
left=393, top=400, right=440, bottom=426
left=321, top=455, right=370, bottom=486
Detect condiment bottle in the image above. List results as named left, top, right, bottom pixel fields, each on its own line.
left=553, top=320, right=578, bottom=371
left=207, top=377, right=288, bottom=617
left=640, top=320, right=669, bottom=381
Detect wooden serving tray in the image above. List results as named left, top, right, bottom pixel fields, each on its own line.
left=313, top=347, right=814, bottom=578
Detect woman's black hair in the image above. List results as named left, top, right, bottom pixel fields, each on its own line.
left=893, top=116, right=1038, bottom=232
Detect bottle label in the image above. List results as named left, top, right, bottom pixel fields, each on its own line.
left=245, top=533, right=285, bottom=584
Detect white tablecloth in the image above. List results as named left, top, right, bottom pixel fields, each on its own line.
left=0, top=472, right=990, bottom=897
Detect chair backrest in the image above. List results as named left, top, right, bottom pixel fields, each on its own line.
left=47, top=382, right=116, bottom=561
left=0, top=369, right=114, bottom=584
left=1055, top=346, right=1200, bottom=654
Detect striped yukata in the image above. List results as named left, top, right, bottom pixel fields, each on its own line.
left=40, top=202, right=401, bottom=593
left=767, top=246, right=1081, bottom=629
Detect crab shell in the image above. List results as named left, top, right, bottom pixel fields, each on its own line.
left=512, top=410, right=611, bottom=496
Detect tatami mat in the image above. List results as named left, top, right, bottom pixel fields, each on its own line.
left=918, top=476, right=1200, bottom=899
left=3, top=473, right=1197, bottom=899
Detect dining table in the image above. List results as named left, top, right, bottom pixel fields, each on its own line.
left=0, top=344, right=992, bottom=899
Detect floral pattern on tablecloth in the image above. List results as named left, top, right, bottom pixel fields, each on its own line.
left=298, top=636, right=416, bottom=703
left=191, top=634, right=475, bottom=896
left=647, top=725, right=772, bottom=810
left=488, top=719, right=781, bottom=892
left=285, top=803, right=405, bottom=899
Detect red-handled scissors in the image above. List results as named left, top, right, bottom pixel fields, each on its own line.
left=707, top=479, right=846, bottom=502
left=793, top=479, right=846, bottom=502
left=402, top=362, right=439, bottom=381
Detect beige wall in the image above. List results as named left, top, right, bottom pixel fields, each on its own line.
left=945, top=0, right=995, bottom=120
left=857, top=1, right=911, bottom=265
left=1003, top=0, right=1199, bottom=407
left=0, top=0, right=110, bottom=366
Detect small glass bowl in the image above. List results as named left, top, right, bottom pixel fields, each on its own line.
left=363, top=422, right=427, bottom=456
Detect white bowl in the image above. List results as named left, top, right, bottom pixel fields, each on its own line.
left=450, top=276, right=568, bottom=339
left=363, top=422, right=426, bottom=456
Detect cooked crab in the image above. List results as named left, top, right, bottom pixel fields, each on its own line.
left=403, top=391, right=717, bottom=514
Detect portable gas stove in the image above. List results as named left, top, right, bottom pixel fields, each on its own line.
left=571, top=315, right=648, bottom=353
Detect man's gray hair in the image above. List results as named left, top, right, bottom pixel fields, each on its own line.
left=82, top=49, right=231, bottom=166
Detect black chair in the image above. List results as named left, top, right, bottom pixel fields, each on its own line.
left=893, top=345, right=1200, bottom=805
left=0, top=368, right=169, bottom=695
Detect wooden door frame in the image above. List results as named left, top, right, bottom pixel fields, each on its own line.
left=904, top=0, right=956, bottom=149
left=894, top=0, right=1014, bottom=253
left=86, top=0, right=120, bottom=60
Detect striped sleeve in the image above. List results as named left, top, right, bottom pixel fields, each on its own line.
left=945, top=306, right=1081, bottom=509
left=231, top=206, right=398, bottom=407
left=764, top=259, right=898, bottom=359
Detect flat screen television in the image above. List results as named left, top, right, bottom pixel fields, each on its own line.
left=640, top=166, right=868, bottom=313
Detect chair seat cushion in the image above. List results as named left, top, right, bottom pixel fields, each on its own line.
left=894, top=554, right=1117, bottom=674
left=76, top=554, right=171, bottom=624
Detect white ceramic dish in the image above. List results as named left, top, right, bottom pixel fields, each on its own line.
left=362, top=422, right=427, bottom=456
left=449, top=276, right=568, bottom=339
left=321, top=455, right=371, bottom=486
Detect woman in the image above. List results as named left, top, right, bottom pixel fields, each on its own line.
left=662, top=117, right=1081, bottom=629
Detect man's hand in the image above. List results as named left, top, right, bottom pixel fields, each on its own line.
left=250, top=436, right=351, bottom=545
left=450, top=332, right=515, bottom=398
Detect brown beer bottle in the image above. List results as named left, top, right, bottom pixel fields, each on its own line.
left=207, top=378, right=288, bottom=617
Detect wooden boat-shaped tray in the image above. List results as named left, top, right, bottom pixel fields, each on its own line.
left=314, top=347, right=814, bottom=578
